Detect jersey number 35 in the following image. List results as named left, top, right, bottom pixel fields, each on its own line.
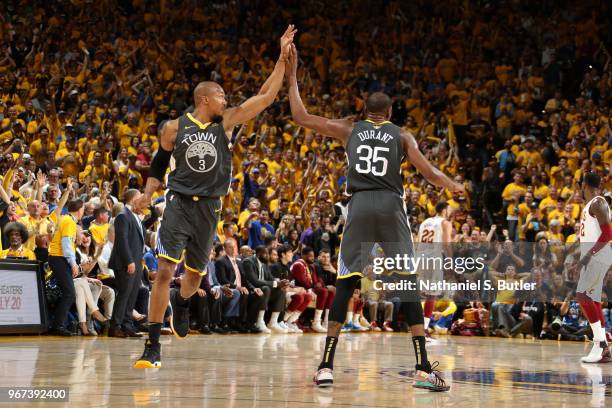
left=355, top=145, right=389, bottom=177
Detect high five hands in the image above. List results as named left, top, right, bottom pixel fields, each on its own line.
left=280, top=25, right=298, bottom=61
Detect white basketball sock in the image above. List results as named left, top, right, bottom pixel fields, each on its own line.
left=314, top=309, right=323, bottom=324
left=590, top=321, right=604, bottom=342
left=288, top=311, right=300, bottom=323
left=270, top=312, right=280, bottom=325
left=424, top=317, right=431, bottom=330
left=257, top=310, right=266, bottom=325
left=346, top=312, right=354, bottom=324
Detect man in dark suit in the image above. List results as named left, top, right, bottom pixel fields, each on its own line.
left=242, top=245, right=290, bottom=333
left=215, top=238, right=264, bottom=333
left=109, top=189, right=147, bottom=338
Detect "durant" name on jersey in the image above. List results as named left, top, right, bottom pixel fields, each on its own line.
left=357, top=130, right=394, bottom=143
left=181, top=132, right=217, bottom=145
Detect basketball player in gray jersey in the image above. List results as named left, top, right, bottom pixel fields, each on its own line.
left=285, top=44, right=463, bottom=391
left=134, top=26, right=297, bottom=369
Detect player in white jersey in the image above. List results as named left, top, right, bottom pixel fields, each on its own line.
left=573, top=172, right=612, bottom=364
left=416, top=202, right=453, bottom=334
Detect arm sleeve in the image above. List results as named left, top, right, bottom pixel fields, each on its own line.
left=149, top=146, right=173, bottom=181
left=441, top=301, right=457, bottom=317
left=589, top=223, right=612, bottom=255
left=61, top=236, right=76, bottom=267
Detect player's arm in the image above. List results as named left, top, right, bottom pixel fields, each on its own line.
left=579, top=197, right=612, bottom=266
left=401, top=130, right=464, bottom=192
left=442, top=219, right=453, bottom=258
left=138, top=119, right=178, bottom=207
left=223, top=25, right=296, bottom=132
left=286, top=44, right=352, bottom=144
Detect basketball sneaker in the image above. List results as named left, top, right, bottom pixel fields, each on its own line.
left=581, top=341, right=612, bottom=363
left=312, top=321, right=327, bottom=333
left=133, top=340, right=161, bottom=369
left=352, top=321, right=368, bottom=331
left=342, top=322, right=355, bottom=332
left=382, top=321, right=394, bottom=332
left=268, top=322, right=288, bottom=334
left=169, top=288, right=190, bottom=339
left=370, top=321, right=382, bottom=332
left=313, top=368, right=334, bottom=387
left=412, top=362, right=450, bottom=392
left=287, top=322, right=303, bottom=333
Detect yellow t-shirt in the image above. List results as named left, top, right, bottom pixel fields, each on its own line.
left=495, top=278, right=521, bottom=304
left=539, top=197, right=558, bottom=210
left=88, top=222, right=109, bottom=245
left=501, top=183, right=527, bottom=200
left=49, top=215, right=77, bottom=257
left=0, top=247, right=36, bottom=261
left=19, top=216, right=52, bottom=252
left=533, top=185, right=550, bottom=200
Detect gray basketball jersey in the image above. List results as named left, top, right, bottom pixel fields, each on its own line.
left=345, top=120, right=404, bottom=195
left=167, top=113, right=232, bottom=197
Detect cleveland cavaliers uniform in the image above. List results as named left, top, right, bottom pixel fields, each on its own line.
left=576, top=196, right=612, bottom=302
left=156, top=112, right=231, bottom=275
left=417, top=216, right=445, bottom=295
left=337, top=120, right=414, bottom=279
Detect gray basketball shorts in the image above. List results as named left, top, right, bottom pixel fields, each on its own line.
left=337, top=190, right=415, bottom=280
left=576, top=257, right=610, bottom=302
left=156, top=191, right=221, bottom=275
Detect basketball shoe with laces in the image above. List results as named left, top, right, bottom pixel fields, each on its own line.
left=133, top=340, right=161, bottom=369
left=412, top=362, right=451, bottom=392
left=581, top=341, right=612, bottom=363
left=169, top=288, right=190, bottom=339
left=313, top=368, right=334, bottom=387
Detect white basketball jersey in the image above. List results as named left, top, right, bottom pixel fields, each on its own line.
left=418, top=216, right=445, bottom=244
left=579, top=196, right=612, bottom=259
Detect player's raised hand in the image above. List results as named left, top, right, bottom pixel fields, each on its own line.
left=280, top=24, right=297, bottom=52
left=286, top=44, right=298, bottom=80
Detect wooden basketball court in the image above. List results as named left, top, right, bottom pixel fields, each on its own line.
left=0, top=333, right=609, bottom=407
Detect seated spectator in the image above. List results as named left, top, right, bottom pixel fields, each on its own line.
left=242, top=245, right=290, bottom=333
left=427, top=295, right=457, bottom=335
left=291, top=246, right=335, bottom=333
left=97, top=222, right=115, bottom=283
left=342, top=286, right=369, bottom=332
left=1, top=222, right=36, bottom=260
left=271, top=244, right=311, bottom=333
left=207, top=244, right=242, bottom=334
left=361, top=267, right=394, bottom=332
left=314, top=248, right=337, bottom=287
left=490, top=264, right=530, bottom=337
left=215, top=238, right=264, bottom=334
left=74, top=228, right=110, bottom=336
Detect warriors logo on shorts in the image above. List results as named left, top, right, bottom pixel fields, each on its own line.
left=186, top=140, right=217, bottom=173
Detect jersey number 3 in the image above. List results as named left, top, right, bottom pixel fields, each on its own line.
left=355, top=145, right=389, bottom=176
